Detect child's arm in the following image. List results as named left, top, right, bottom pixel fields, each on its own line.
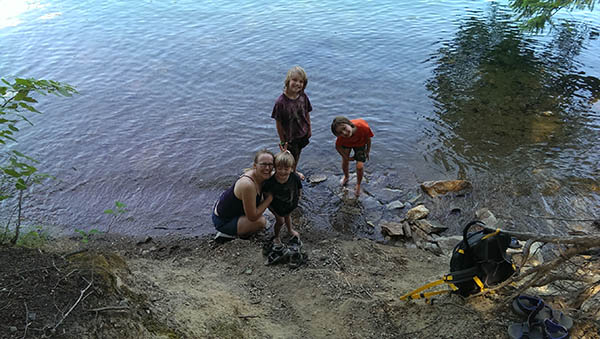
left=275, top=120, right=288, bottom=151
left=366, top=137, right=372, bottom=160
left=335, top=143, right=352, bottom=161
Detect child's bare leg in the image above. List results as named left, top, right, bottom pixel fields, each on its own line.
left=340, top=149, right=351, bottom=186
left=284, top=214, right=299, bottom=239
left=272, top=213, right=285, bottom=245
left=355, top=161, right=364, bottom=196
left=293, top=150, right=305, bottom=180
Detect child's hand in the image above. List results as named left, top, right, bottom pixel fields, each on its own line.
left=290, top=229, right=300, bottom=239
left=349, top=156, right=355, bottom=161
left=278, top=141, right=288, bottom=152
left=263, top=192, right=273, bottom=202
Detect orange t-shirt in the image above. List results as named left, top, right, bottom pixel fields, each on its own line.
left=335, top=119, right=374, bottom=147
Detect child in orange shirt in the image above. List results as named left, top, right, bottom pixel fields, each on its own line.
left=331, top=116, right=374, bottom=196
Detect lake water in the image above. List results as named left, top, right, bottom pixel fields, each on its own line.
left=1, top=0, right=599, bottom=238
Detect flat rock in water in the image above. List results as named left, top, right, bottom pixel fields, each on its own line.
left=420, top=180, right=472, bottom=198
left=309, top=174, right=327, bottom=183
left=386, top=200, right=405, bottom=210
left=380, top=221, right=405, bottom=236
left=406, top=205, right=429, bottom=222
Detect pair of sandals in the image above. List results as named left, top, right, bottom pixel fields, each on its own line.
left=264, top=236, right=307, bottom=268
left=508, top=295, right=573, bottom=339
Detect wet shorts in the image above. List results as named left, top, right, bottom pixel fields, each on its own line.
left=212, top=212, right=239, bottom=236
left=342, top=144, right=368, bottom=162
left=287, top=136, right=310, bottom=161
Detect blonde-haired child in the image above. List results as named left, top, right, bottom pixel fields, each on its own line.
left=331, top=116, right=374, bottom=197
left=262, top=151, right=303, bottom=262
left=271, top=66, right=312, bottom=180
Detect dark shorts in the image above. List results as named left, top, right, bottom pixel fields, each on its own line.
left=288, top=136, right=310, bottom=162
left=342, top=144, right=368, bottom=162
left=212, top=212, right=239, bottom=236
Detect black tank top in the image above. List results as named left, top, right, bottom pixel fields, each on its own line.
left=216, top=174, right=261, bottom=219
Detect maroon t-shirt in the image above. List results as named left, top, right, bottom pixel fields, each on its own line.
left=271, top=92, right=312, bottom=141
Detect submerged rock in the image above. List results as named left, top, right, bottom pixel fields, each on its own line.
left=386, top=200, right=405, bottom=210
left=476, top=208, right=498, bottom=227
left=420, top=180, right=472, bottom=198
left=308, top=174, right=327, bottom=184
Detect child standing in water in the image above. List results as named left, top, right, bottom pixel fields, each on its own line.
left=271, top=66, right=312, bottom=180
left=262, top=151, right=302, bottom=247
left=331, top=116, right=374, bottom=196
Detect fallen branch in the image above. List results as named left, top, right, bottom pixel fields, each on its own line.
left=54, top=277, right=93, bottom=331
left=86, top=305, right=130, bottom=313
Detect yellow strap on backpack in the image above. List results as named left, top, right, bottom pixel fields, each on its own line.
left=399, top=277, right=458, bottom=301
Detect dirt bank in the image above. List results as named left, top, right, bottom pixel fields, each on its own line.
left=1, top=228, right=598, bottom=338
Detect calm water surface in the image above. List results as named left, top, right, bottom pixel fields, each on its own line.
left=1, top=0, right=599, bottom=237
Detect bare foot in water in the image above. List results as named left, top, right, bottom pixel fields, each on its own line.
left=355, top=184, right=361, bottom=197
left=296, top=171, right=305, bottom=181
left=340, top=176, right=349, bottom=186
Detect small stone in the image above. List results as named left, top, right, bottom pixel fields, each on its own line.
left=10, top=326, right=17, bottom=333
left=309, top=174, right=327, bottom=183
left=406, top=205, right=429, bottom=221
left=244, top=268, right=253, bottom=275
left=386, top=201, right=405, bottom=210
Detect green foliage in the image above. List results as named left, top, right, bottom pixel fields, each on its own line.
left=104, top=200, right=128, bottom=215
left=74, top=201, right=129, bottom=243
left=1, top=77, right=77, bottom=244
left=0, top=225, right=48, bottom=248
left=104, top=200, right=129, bottom=232
left=510, top=0, right=598, bottom=32
left=74, top=228, right=102, bottom=243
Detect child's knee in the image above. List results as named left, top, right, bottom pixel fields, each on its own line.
left=356, top=162, right=364, bottom=170
left=257, top=216, right=268, bottom=229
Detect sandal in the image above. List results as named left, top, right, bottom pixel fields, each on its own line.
left=288, top=251, right=308, bottom=269
left=513, top=295, right=573, bottom=330
left=265, top=244, right=289, bottom=266
left=509, top=300, right=569, bottom=339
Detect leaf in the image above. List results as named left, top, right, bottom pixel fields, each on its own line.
left=15, top=178, right=28, bottom=190
left=13, top=91, right=27, bottom=101
left=104, top=209, right=115, bottom=214
left=8, top=124, right=19, bottom=132
left=14, top=78, right=31, bottom=87
left=3, top=168, right=21, bottom=177
left=18, top=102, right=40, bottom=113
left=115, top=201, right=126, bottom=208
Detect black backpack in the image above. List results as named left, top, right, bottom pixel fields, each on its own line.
left=448, top=220, right=516, bottom=296
left=400, top=220, right=516, bottom=301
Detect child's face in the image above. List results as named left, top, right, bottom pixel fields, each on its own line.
left=275, top=165, right=293, bottom=182
left=287, top=74, right=304, bottom=95
left=335, top=123, right=353, bottom=138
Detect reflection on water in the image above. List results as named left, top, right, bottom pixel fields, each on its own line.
left=0, top=0, right=598, bottom=237
left=425, top=3, right=600, bottom=232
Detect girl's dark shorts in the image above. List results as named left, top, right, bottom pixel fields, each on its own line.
left=212, top=213, right=239, bottom=236
left=288, top=136, right=310, bottom=161
left=342, top=144, right=368, bottom=162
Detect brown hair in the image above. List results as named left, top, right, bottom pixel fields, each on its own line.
left=331, top=116, right=355, bottom=136
left=274, top=150, right=295, bottom=168
left=253, top=149, right=275, bottom=164
left=284, top=66, right=308, bottom=92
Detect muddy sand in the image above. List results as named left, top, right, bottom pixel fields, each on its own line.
left=1, top=227, right=598, bottom=338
